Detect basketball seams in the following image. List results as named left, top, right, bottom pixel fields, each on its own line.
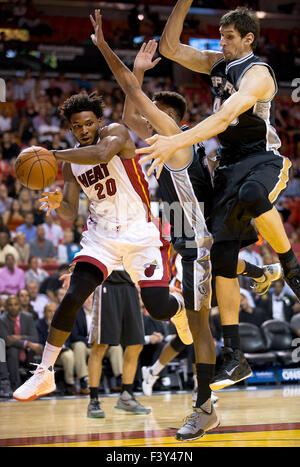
left=33, top=147, right=45, bottom=189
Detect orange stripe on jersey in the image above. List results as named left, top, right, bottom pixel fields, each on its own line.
left=121, top=156, right=152, bottom=221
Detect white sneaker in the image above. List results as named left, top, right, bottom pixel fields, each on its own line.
left=142, top=366, right=159, bottom=396
left=170, top=292, right=193, bottom=345
left=13, top=364, right=56, bottom=401
left=252, top=263, right=282, bottom=295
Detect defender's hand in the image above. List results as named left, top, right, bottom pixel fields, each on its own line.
left=136, top=134, right=177, bottom=178
left=90, top=9, right=105, bottom=47
left=134, top=40, right=161, bottom=73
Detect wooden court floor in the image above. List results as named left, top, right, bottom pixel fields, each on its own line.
left=0, top=385, right=299, bottom=448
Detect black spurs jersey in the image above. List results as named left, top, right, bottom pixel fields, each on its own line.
left=157, top=126, right=213, bottom=244
left=210, top=52, right=281, bottom=164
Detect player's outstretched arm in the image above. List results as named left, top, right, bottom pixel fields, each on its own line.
left=122, top=40, right=160, bottom=141
left=159, top=0, right=222, bottom=74
left=137, top=65, right=273, bottom=177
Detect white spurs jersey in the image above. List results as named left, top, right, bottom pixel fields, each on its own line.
left=70, top=150, right=151, bottom=226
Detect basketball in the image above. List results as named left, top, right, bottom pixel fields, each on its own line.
left=15, top=146, right=58, bottom=190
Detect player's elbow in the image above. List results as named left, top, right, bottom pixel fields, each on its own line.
left=159, top=37, right=175, bottom=59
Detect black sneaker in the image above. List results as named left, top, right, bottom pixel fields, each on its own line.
left=210, top=347, right=252, bottom=391
left=87, top=398, right=105, bottom=418
left=283, top=265, right=300, bottom=301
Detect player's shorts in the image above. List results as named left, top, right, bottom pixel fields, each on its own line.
left=172, top=237, right=212, bottom=312
left=89, top=282, right=145, bottom=346
left=211, top=151, right=291, bottom=247
left=72, top=217, right=171, bottom=288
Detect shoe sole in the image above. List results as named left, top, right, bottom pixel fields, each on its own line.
left=176, top=418, right=220, bottom=441
left=209, top=371, right=253, bottom=391
left=87, top=413, right=105, bottom=418
left=114, top=406, right=151, bottom=415
left=13, top=384, right=56, bottom=402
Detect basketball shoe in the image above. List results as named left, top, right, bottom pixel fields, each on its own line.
left=251, top=263, right=282, bottom=295
left=176, top=399, right=220, bottom=441
left=170, top=292, right=193, bottom=345
left=87, top=398, right=105, bottom=418
left=13, top=364, right=56, bottom=401
left=209, top=347, right=252, bottom=391
left=114, top=391, right=151, bottom=414
left=142, top=366, right=159, bottom=396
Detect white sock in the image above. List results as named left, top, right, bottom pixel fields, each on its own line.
left=150, top=360, right=165, bottom=376
left=41, top=342, right=62, bottom=369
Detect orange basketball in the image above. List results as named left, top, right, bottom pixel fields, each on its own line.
left=15, top=146, right=58, bottom=190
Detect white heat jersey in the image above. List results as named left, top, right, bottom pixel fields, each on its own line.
left=71, top=155, right=151, bottom=226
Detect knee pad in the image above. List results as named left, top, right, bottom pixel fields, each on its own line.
left=170, top=335, right=186, bottom=353
left=52, top=262, right=103, bottom=332
left=140, top=287, right=178, bottom=321
left=211, top=241, right=239, bottom=278
left=238, top=180, right=272, bottom=218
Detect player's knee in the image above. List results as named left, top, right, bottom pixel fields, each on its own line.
left=170, top=335, right=186, bottom=353
left=140, top=286, right=176, bottom=321
left=238, top=181, right=272, bottom=218
left=211, top=241, right=239, bottom=278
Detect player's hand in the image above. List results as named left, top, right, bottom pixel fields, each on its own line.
left=90, top=9, right=104, bottom=47
left=136, top=134, right=177, bottom=179
left=38, top=190, right=62, bottom=216
left=134, top=40, right=161, bottom=73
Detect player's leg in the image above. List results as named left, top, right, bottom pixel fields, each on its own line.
left=209, top=241, right=252, bottom=392
left=114, top=285, right=151, bottom=414
left=237, top=257, right=282, bottom=295
left=142, top=336, right=183, bottom=396
left=87, top=343, right=107, bottom=418
left=254, top=206, right=300, bottom=300
left=13, top=262, right=104, bottom=402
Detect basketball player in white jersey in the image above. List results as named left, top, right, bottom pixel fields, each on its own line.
left=13, top=92, right=192, bottom=404
left=136, top=1, right=300, bottom=394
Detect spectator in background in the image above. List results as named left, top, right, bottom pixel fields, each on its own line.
left=1, top=131, right=20, bottom=162
left=39, top=263, right=70, bottom=303
left=57, top=228, right=80, bottom=264
left=25, top=256, right=49, bottom=287
left=0, top=337, right=12, bottom=398
left=0, top=253, right=25, bottom=295
left=29, top=224, right=57, bottom=263
left=0, top=184, right=12, bottom=217
left=42, top=212, right=64, bottom=248
left=26, top=279, right=50, bottom=319
left=36, top=301, right=77, bottom=396
left=0, top=148, right=12, bottom=185
left=2, top=198, right=24, bottom=232
left=16, top=211, right=37, bottom=243
left=257, top=278, right=297, bottom=323
left=239, top=292, right=267, bottom=327
left=13, top=232, right=30, bottom=264
left=0, top=107, right=12, bottom=133
left=0, top=295, right=42, bottom=390
left=69, top=295, right=93, bottom=395
left=0, top=232, right=20, bottom=265
left=18, top=188, right=33, bottom=215
left=17, top=288, right=38, bottom=321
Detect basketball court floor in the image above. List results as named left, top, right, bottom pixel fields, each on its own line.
left=0, top=385, right=299, bottom=447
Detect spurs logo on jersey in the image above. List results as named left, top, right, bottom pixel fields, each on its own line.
left=210, top=52, right=281, bottom=163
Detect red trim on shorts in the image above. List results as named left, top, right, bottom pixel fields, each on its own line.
left=72, top=255, right=108, bottom=280
left=121, top=156, right=152, bottom=221
left=139, top=280, right=169, bottom=288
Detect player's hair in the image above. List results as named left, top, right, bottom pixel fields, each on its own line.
left=59, top=92, right=104, bottom=122
left=220, top=7, right=260, bottom=50
left=152, top=91, right=187, bottom=123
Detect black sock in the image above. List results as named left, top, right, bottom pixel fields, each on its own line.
left=121, top=383, right=134, bottom=396
left=195, top=363, right=215, bottom=410
left=278, top=248, right=299, bottom=274
left=241, top=261, right=264, bottom=279
left=222, top=325, right=240, bottom=350
left=89, top=387, right=98, bottom=400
